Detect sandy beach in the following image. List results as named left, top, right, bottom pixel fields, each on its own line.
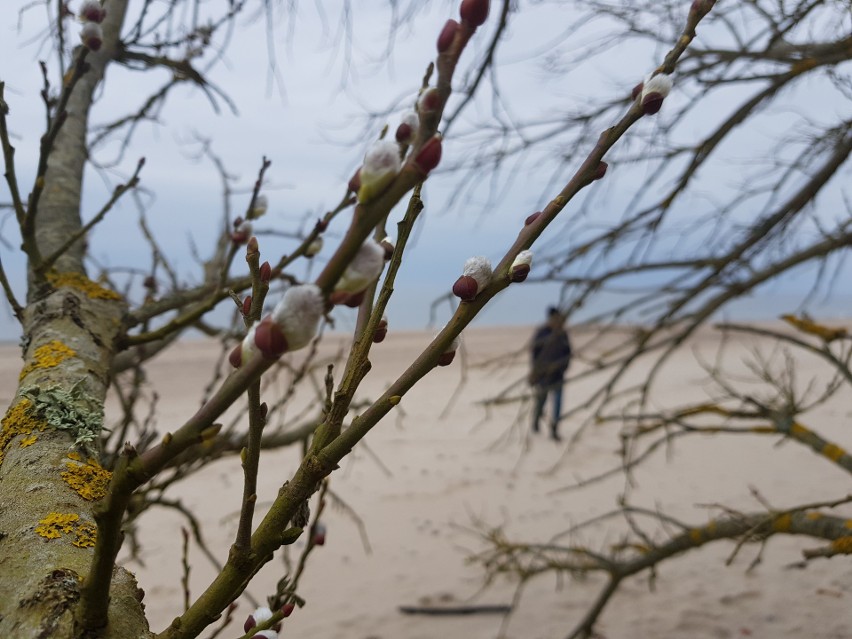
left=1, top=324, right=849, bottom=638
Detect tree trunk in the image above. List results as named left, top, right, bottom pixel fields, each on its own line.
left=0, top=1, right=152, bottom=637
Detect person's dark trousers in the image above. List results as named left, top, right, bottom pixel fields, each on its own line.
left=532, top=381, right=563, bottom=440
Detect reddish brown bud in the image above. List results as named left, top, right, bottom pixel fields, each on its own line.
left=641, top=92, right=665, bottom=115
left=413, top=135, right=442, bottom=175
left=348, top=168, right=361, bottom=194
left=228, top=344, right=242, bottom=368
left=343, top=290, right=366, bottom=308
left=315, top=218, right=328, bottom=232
left=312, top=522, right=327, bottom=546
left=452, top=275, right=478, bottom=301
left=80, top=22, right=103, bottom=50
left=247, top=236, right=259, bottom=254
left=690, top=0, right=715, bottom=16
left=437, top=350, right=456, bottom=366
left=80, top=1, right=106, bottom=22
left=259, top=261, right=272, bottom=283
left=243, top=616, right=256, bottom=633
left=253, top=319, right=288, bottom=358
left=395, top=123, right=413, bottom=144
left=417, top=88, right=442, bottom=114
left=437, top=19, right=460, bottom=53
left=631, top=82, right=644, bottom=100
left=233, top=216, right=244, bottom=228
left=593, top=161, right=608, bottom=181
left=281, top=603, right=296, bottom=618
left=259, top=402, right=268, bottom=421
left=143, top=275, right=157, bottom=290
left=242, top=295, right=252, bottom=316
left=328, top=290, right=366, bottom=307
left=373, top=327, right=388, bottom=343
left=510, top=263, right=530, bottom=283
left=524, top=211, right=542, bottom=226
left=460, top=0, right=490, bottom=27
left=380, top=237, right=395, bottom=260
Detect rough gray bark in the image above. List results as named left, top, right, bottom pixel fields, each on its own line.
left=0, top=1, right=152, bottom=637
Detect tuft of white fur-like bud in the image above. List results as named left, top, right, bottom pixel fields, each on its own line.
left=510, top=250, right=533, bottom=282
left=244, top=606, right=274, bottom=633
left=358, top=139, right=402, bottom=203
left=241, top=324, right=259, bottom=362
left=642, top=74, right=672, bottom=99
left=463, top=256, right=492, bottom=288
left=251, top=194, right=268, bottom=219
left=437, top=331, right=461, bottom=366
left=271, top=284, right=324, bottom=351
left=335, top=240, right=386, bottom=293
left=305, top=236, right=323, bottom=258
left=80, top=21, right=103, bottom=50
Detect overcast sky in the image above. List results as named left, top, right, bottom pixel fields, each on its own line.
left=1, top=0, right=849, bottom=342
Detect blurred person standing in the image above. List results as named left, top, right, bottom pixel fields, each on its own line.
left=529, top=307, right=572, bottom=441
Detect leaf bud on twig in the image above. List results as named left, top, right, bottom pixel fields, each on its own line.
left=510, top=250, right=533, bottom=282
left=395, top=111, right=420, bottom=144
left=460, top=0, right=490, bottom=27
left=640, top=74, right=672, bottom=115
left=437, top=19, right=460, bottom=53
left=80, top=22, right=103, bottom=50
left=358, top=139, right=402, bottom=203
left=524, top=211, right=542, bottom=226
left=312, top=522, right=327, bottom=546
left=592, top=161, right=608, bottom=181
left=412, top=135, right=443, bottom=176
left=417, top=88, right=442, bottom=114
left=259, top=261, right=272, bottom=283
left=280, top=603, right=296, bottom=618
left=242, top=295, right=252, bottom=317
left=452, top=256, right=492, bottom=301
left=373, top=314, right=389, bottom=343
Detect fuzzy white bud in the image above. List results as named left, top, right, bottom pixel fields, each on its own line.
left=336, top=240, right=386, bottom=293
left=241, top=324, right=259, bottom=363
left=305, top=236, right=323, bottom=258
left=512, top=250, right=532, bottom=268
left=251, top=194, right=268, bottom=219
left=463, top=256, right=492, bottom=289
left=358, top=139, right=402, bottom=203
left=271, top=284, right=324, bottom=351
left=252, top=607, right=274, bottom=625
left=641, top=74, right=672, bottom=100
left=80, top=21, right=103, bottom=50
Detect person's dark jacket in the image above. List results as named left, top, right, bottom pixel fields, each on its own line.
left=530, top=326, right=572, bottom=387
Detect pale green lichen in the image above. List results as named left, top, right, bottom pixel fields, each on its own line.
left=19, top=340, right=77, bottom=380
left=20, top=382, right=103, bottom=445
left=35, top=512, right=98, bottom=548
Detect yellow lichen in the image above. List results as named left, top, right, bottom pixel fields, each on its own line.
left=805, top=511, right=823, bottom=521
left=34, top=512, right=97, bottom=547
left=845, top=520, right=852, bottom=530
left=829, top=536, right=852, bottom=554
left=789, top=422, right=808, bottom=437
left=773, top=513, right=793, bottom=532
left=46, top=270, right=122, bottom=301
left=0, top=399, right=46, bottom=465
left=688, top=528, right=704, bottom=544
left=20, top=434, right=38, bottom=447
left=61, top=457, right=112, bottom=501
left=822, top=443, right=847, bottom=463
left=67, top=451, right=81, bottom=461
left=72, top=521, right=98, bottom=548
left=35, top=513, right=80, bottom=539
left=19, top=340, right=77, bottom=380
left=780, top=314, right=847, bottom=341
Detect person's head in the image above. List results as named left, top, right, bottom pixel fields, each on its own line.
left=546, top=306, right=565, bottom=329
